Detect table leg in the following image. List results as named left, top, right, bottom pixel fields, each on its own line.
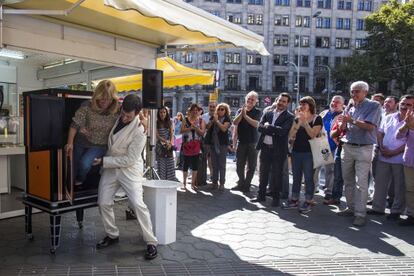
left=50, top=214, right=61, bottom=254
left=25, top=205, right=33, bottom=240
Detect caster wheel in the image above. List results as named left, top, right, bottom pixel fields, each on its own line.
left=27, top=234, right=34, bottom=241
left=78, top=222, right=83, bottom=229
left=50, top=248, right=56, bottom=254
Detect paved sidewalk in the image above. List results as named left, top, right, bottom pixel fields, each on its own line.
left=0, top=158, right=413, bottom=275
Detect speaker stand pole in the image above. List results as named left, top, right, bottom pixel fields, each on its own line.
left=126, top=108, right=159, bottom=221
left=143, top=108, right=160, bottom=180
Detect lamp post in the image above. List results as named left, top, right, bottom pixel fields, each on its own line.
left=289, top=10, right=322, bottom=106
left=317, top=64, right=331, bottom=105
left=286, top=61, right=300, bottom=106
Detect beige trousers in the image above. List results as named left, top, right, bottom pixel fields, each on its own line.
left=341, top=144, right=373, bottom=217
left=98, top=174, right=158, bottom=245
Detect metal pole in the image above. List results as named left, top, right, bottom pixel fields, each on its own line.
left=327, top=66, right=331, bottom=106
left=297, top=28, right=302, bottom=106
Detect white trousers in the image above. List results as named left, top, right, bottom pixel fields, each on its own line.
left=98, top=171, right=158, bottom=245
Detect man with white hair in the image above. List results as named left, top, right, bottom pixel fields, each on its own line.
left=232, top=91, right=261, bottom=193
left=337, top=81, right=382, bottom=226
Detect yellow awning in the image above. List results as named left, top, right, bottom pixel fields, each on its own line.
left=7, top=0, right=269, bottom=55
left=108, top=56, right=215, bottom=91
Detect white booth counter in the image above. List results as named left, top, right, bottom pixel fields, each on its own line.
left=0, top=145, right=26, bottom=194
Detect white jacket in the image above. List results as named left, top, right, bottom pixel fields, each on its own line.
left=101, top=116, right=146, bottom=185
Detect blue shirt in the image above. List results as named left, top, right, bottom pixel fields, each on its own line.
left=321, top=110, right=341, bottom=152
left=342, top=99, right=382, bottom=145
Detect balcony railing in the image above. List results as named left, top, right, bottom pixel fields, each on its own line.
left=224, top=85, right=241, bottom=91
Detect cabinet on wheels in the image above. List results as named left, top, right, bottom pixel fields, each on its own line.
left=23, top=89, right=100, bottom=253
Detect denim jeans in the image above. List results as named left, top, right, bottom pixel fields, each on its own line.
left=291, top=151, right=314, bottom=201
left=331, top=145, right=344, bottom=200
left=73, top=144, right=107, bottom=182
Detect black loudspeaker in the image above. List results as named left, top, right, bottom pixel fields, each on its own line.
left=142, top=69, right=163, bottom=109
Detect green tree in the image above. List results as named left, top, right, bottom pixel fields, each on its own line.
left=334, top=0, right=414, bottom=94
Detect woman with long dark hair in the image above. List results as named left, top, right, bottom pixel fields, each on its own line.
left=284, top=96, right=322, bottom=213
left=156, top=106, right=177, bottom=181
left=181, top=103, right=205, bottom=190
left=205, top=103, right=231, bottom=190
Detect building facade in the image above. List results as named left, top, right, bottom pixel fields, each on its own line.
left=167, top=0, right=383, bottom=115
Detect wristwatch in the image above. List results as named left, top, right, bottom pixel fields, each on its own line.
left=351, top=119, right=357, bottom=125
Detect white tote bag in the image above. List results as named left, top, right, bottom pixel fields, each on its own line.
left=309, top=124, right=334, bottom=169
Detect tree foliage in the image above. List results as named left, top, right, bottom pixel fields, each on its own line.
left=334, top=0, right=414, bottom=94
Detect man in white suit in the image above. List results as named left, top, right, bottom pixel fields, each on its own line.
left=94, top=94, right=158, bottom=260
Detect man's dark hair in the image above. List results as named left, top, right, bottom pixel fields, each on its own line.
left=278, top=92, right=291, bottom=103
left=401, top=94, right=414, bottom=101
left=122, top=94, right=142, bottom=113
left=386, top=95, right=399, bottom=103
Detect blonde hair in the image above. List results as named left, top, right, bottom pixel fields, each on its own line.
left=91, top=80, right=119, bottom=114
left=215, top=103, right=231, bottom=118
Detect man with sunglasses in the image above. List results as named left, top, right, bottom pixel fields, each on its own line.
left=337, top=81, right=382, bottom=226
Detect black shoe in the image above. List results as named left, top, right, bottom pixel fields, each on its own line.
left=96, top=236, right=119, bottom=249
left=386, top=213, right=401, bottom=221
left=399, top=216, right=414, bottom=226
left=231, top=186, right=243, bottom=191
left=272, top=198, right=280, bottom=207
left=366, top=200, right=373, bottom=206
left=251, top=197, right=265, bottom=203
left=367, top=209, right=385, bottom=216
left=125, top=209, right=136, bottom=220
left=145, top=244, right=158, bottom=260
left=265, top=191, right=273, bottom=196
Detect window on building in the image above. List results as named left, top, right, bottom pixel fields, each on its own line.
left=355, top=38, right=367, bottom=49
left=226, top=74, right=239, bottom=90
left=274, top=76, right=286, bottom=92
left=256, top=14, right=263, bottom=25
left=338, top=0, right=345, bottom=9
left=247, top=54, right=262, bottom=65
left=248, top=14, right=255, bottom=24
left=249, top=0, right=264, bottom=4
left=294, top=55, right=309, bottom=67
left=274, top=54, right=289, bottom=65
left=203, top=52, right=218, bottom=63
left=227, top=0, right=242, bottom=3
left=225, top=53, right=241, bottom=64
left=274, top=34, right=289, bottom=46
left=335, top=57, right=342, bottom=66
left=304, top=0, right=311, bottom=6
left=343, top=38, right=350, bottom=48
left=297, top=0, right=303, bottom=6
left=282, top=15, right=290, bottom=26
left=356, top=19, right=365, bottom=30
left=275, top=15, right=282, bottom=25
left=303, top=16, right=310, bottom=27
left=358, top=0, right=372, bottom=11
left=344, top=18, right=351, bottom=30
left=316, top=37, right=330, bottom=48
left=294, top=35, right=310, bottom=47
left=317, top=0, right=331, bottom=8
left=275, top=0, right=290, bottom=6
left=335, top=38, right=342, bottom=49
left=233, top=53, right=240, bottom=63
left=227, top=13, right=242, bottom=24
left=317, top=17, right=331, bottom=29
left=295, top=15, right=302, bottom=27
left=316, top=17, right=323, bottom=28
left=205, top=0, right=220, bottom=2
left=315, top=56, right=329, bottom=66
left=345, top=0, right=352, bottom=9
left=248, top=75, right=261, bottom=90
left=168, top=53, right=175, bottom=60
left=336, top=18, right=344, bottom=29
left=184, top=52, right=193, bottom=63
